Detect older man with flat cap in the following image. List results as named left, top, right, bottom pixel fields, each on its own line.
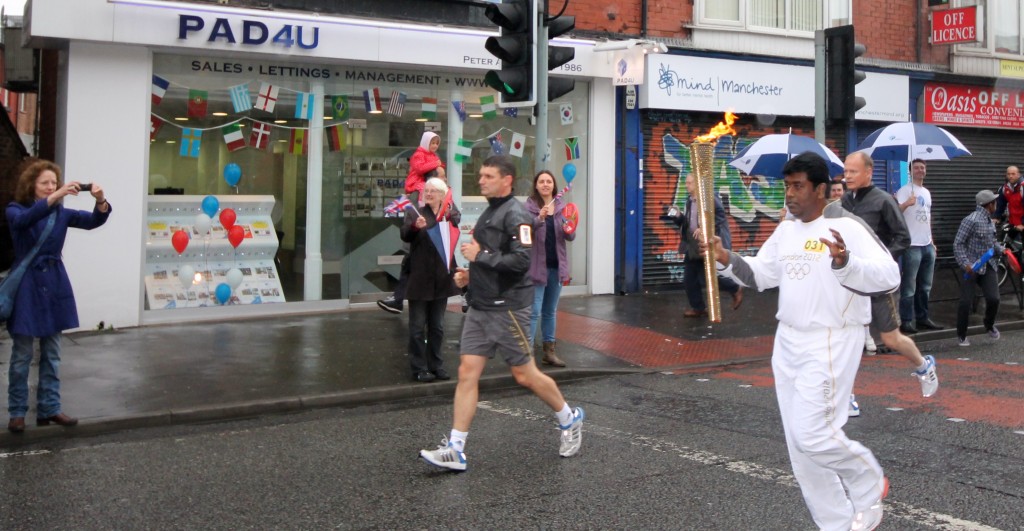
left=953, top=189, right=1003, bottom=346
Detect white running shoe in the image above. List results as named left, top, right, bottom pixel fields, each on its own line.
left=958, top=336, right=970, bottom=347
left=559, top=407, right=585, bottom=457
left=914, top=355, right=939, bottom=398
left=419, top=437, right=467, bottom=471
left=864, top=331, right=877, bottom=355
left=851, top=477, right=889, bottom=531
left=988, top=326, right=1001, bottom=340
left=849, top=394, right=860, bottom=417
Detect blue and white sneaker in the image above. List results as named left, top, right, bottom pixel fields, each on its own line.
left=988, top=326, right=1001, bottom=340
left=849, top=394, right=861, bottom=418
left=559, top=407, right=585, bottom=457
left=913, top=355, right=939, bottom=398
left=419, top=437, right=467, bottom=472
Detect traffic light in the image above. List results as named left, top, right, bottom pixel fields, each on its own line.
left=545, top=13, right=576, bottom=101
left=824, top=24, right=867, bottom=122
left=483, top=0, right=537, bottom=105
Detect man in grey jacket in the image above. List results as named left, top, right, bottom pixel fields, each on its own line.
left=419, top=155, right=584, bottom=472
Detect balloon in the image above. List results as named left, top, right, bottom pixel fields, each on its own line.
left=201, top=195, right=219, bottom=218
left=219, top=208, right=237, bottom=230
left=194, top=214, right=212, bottom=236
left=171, top=230, right=189, bottom=254
left=225, top=268, right=243, bottom=289
left=224, top=163, right=242, bottom=187
left=227, top=225, right=245, bottom=248
left=562, top=163, right=577, bottom=183
left=178, top=265, right=196, bottom=289
left=215, top=283, right=231, bottom=305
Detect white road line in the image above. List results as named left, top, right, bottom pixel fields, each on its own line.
left=0, top=449, right=51, bottom=459
left=478, top=401, right=1003, bottom=531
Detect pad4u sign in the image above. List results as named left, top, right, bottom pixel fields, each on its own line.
left=931, top=6, right=979, bottom=45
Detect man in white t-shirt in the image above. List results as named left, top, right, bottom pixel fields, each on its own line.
left=895, top=159, right=943, bottom=333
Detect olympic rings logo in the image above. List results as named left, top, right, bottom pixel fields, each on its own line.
left=916, top=211, right=929, bottom=223
left=785, top=263, right=811, bottom=280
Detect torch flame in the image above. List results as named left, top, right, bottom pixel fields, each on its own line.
left=694, top=111, right=739, bottom=143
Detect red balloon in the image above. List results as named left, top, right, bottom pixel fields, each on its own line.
left=227, top=225, right=245, bottom=248
left=219, top=208, right=237, bottom=230
left=171, top=230, right=189, bottom=254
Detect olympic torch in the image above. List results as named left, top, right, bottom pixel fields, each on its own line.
left=690, top=111, right=738, bottom=323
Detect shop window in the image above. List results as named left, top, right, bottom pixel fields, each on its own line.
left=955, top=0, right=1024, bottom=57
left=698, top=0, right=847, bottom=34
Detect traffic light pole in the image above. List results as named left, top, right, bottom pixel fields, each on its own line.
left=534, top=0, right=549, bottom=171
left=814, top=30, right=825, bottom=144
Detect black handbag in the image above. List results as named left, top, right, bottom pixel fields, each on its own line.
left=0, top=211, right=57, bottom=322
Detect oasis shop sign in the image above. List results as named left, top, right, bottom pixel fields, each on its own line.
left=924, top=82, right=1024, bottom=130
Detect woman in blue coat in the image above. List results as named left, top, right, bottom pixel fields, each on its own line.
left=6, top=159, right=111, bottom=433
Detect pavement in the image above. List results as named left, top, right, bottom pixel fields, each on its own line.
left=2, top=270, right=1022, bottom=446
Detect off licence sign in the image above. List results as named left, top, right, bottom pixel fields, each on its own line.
left=931, top=6, right=978, bottom=45
left=924, top=82, right=1024, bottom=130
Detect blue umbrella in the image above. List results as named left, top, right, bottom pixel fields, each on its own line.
left=729, top=133, right=844, bottom=178
left=858, top=122, right=971, bottom=161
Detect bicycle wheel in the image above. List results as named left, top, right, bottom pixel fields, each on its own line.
left=995, top=256, right=1008, bottom=287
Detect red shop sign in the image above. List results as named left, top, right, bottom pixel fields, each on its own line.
left=924, top=82, right=1024, bottom=130
left=931, top=6, right=979, bottom=45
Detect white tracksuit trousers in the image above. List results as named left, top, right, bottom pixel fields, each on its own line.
left=773, top=323, right=886, bottom=531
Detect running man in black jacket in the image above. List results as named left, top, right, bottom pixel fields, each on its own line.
left=419, top=155, right=584, bottom=472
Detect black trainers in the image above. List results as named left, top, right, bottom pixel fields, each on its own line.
left=917, top=319, right=944, bottom=330
left=899, top=322, right=917, bottom=335
left=413, top=371, right=436, bottom=383
left=433, top=368, right=451, bottom=381
left=376, top=296, right=402, bottom=314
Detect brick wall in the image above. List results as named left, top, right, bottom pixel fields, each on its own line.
left=565, top=0, right=692, bottom=39
left=854, top=0, right=948, bottom=66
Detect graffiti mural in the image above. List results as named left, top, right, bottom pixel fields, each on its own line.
left=645, top=118, right=828, bottom=286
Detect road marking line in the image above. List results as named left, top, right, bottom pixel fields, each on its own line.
left=478, top=401, right=1003, bottom=531
left=0, top=449, right=51, bottom=459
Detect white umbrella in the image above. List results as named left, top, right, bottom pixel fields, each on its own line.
left=858, top=122, right=971, bottom=161
left=729, top=133, right=844, bottom=178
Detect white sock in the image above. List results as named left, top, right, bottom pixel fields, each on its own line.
left=555, top=404, right=573, bottom=427
left=449, top=429, right=468, bottom=452
left=915, top=360, right=929, bottom=373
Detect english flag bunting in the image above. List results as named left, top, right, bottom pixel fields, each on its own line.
left=250, top=122, right=272, bottom=150
left=295, top=92, right=314, bottom=120
left=326, top=125, right=346, bottom=152
left=222, top=123, right=246, bottom=152
left=509, top=132, right=526, bottom=158
left=152, top=75, right=170, bottom=106
left=255, top=83, right=279, bottom=112
left=187, top=89, right=208, bottom=118
left=229, top=83, right=251, bottom=114
left=180, top=128, right=202, bottom=158
left=289, top=128, right=308, bottom=155
left=364, top=88, right=382, bottom=113
left=421, top=97, right=437, bottom=120
left=387, top=91, right=407, bottom=117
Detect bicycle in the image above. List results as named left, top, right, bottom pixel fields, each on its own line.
left=996, top=223, right=1023, bottom=288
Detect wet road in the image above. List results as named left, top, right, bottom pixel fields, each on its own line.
left=2, top=331, right=1021, bottom=530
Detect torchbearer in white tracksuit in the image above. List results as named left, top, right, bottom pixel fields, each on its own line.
left=701, top=152, right=898, bottom=531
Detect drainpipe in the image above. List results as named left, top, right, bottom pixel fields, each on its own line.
left=641, top=0, right=648, bottom=38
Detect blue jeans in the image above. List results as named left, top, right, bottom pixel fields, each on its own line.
left=529, top=267, right=563, bottom=344
left=8, top=333, right=63, bottom=418
left=899, top=245, right=935, bottom=323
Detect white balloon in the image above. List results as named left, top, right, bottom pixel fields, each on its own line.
left=194, top=213, right=212, bottom=236
left=225, top=268, right=243, bottom=290
left=178, top=265, right=196, bottom=289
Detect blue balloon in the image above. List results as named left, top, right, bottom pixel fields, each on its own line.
left=224, top=163, right=242, bottom=187
left=201, top=195, right=219, bottom=218
left=562, top=163, right=577, bottom=183
left=215, top=283, right=232, bottom=305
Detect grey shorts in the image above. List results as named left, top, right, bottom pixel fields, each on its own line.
left=870, top=292, right=901, bottom=333
left=460, top=306, right=533, bottom=366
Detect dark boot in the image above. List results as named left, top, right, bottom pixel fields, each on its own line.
left=541, top=341, right=567, bottom=367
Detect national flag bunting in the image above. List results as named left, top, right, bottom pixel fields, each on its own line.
left=480, top=95, right=496, bottom=120
left=387, top=91, right=407, bottom=117
left=452, top=100, right=467, bottom=122
left=331, top=95, right=350, bottom=120
left=294, top=92, right=314, bottom=120
left=289, top=128, right=308, bottom=155
left=454, top=138, right=474, bottom=163
left=180, top=128, right=202, bottom=158
left=326, top=125, right=346, bottom=152
left=222, top=123, right=246, bottom=152
left=488, top=133, right=504, bottom=155
left=229, top=83, right=251, bottom=114
left=255, top=83, right=279, bottom=112
left=564, top=137, right=581, bottom=160
left=187, top=89, right=208, bottom=118
left=150, top=115, right=163, bottom=141
left=250, top=122, right=272, bottom=150
left=152, top=76, right=170, bottom=106
left=559, top=103, right=574, bottom=125
left=364, top=88, right=382, bottom=113
left=504, top=107, right=519, bottom=118
left=421, top=97, right=437, bottom=120
left=509, top=132, right=526, bottom=158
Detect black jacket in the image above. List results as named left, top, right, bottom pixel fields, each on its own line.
left=401, top=203, right=461, bottom=301
left=840, top=186, right=911, bottom=260
left=468, top=195, right=533, bottom=311
left=671, top=196, right=732, bottom=259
